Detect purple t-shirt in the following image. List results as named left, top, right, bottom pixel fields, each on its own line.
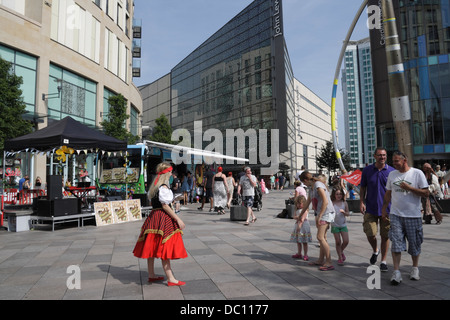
left=361, top=163, right=395, bottom=216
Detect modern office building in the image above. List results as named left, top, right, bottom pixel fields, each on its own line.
left=140, top=0, right=332, bottom=179
left=0, top=0, right=143, bottom=184
left=369, top=0, right=450, bottom=165
left=342, top=38, right=376, bottom=168
left=293, top=78, right=333, bottom=173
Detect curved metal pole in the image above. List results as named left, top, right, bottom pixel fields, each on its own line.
left=331, top=0, right=368, bottom=174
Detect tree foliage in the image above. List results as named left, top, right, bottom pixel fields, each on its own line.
left=100, top=94, right=138, bottom=145
left=147, top=113, right=173, bottom=144
left=0, top=57, right=33, bottom=152
left=316, top=140, right=351, bottom=175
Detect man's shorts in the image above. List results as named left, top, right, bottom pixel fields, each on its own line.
left=205, top=188, right=213, bottom=199
left=389, top=214, right=423, bottom=256
left=242, top=196, right=254, bottom=208
left=363, top=213, right=390, bottom=238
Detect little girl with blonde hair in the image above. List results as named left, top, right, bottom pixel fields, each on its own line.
left=290, top=195, right=312, bottom=261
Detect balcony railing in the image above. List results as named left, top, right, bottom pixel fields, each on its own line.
left=133, top=19, right=142, bottom=38
left=132, top=39, right=141, bottom=58
left=132, top=60, right=141, bottom=78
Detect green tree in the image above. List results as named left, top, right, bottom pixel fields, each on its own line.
left=316, top=140, right=351, bottom=176
left=100, top=94, right=138, bottom=144
left=0, top=57, right=33, bottom=152
left=148, top=114, right=173, bottom=144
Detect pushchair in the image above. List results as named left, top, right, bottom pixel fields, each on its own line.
left=231, top=186, right=241, bottom=206
left=253, top=184, right=263, bottom=211
left=231, top=185, right=262, bottom=211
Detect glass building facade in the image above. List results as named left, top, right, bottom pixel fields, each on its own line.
left=342, top=39, right=376, bottom=167
left=369, top=0, right=450, bottom=163
left=400, top=0, right=450, bottom=159
left=169, top=0, right=295, bottom=156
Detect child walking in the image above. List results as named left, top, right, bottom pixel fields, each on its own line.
left=299, top=171, right=336, bottom=271
left=331, top=188, right=350, bottom=265
left=290, top=195, right=312, bottom=261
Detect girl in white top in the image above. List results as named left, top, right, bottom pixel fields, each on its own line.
left=299, top=171, right=336, bottom=271
left=331, top=188, right=350, bottom=266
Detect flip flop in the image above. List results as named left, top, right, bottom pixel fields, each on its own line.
left=308, top=261, right=323, bottom=266
left=319, top=265, right=335, bottom=271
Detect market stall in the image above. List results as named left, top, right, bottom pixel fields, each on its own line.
left=1, top=117, right=127, bottom=229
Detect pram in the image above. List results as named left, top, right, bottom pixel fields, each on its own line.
left=231, top=186, right=241, bottom=206
left=231, top=185, right=263, bottom=211
left=253, top=184, right=263, bottom=211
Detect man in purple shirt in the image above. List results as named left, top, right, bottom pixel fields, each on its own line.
left=360, top=147, right=395, bottom=272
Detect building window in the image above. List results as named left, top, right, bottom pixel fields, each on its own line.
left=103, top=87, right=116, bottom=118
left=130, top=105, right=139, bottom=136
left=51, top=0, right=101, bottom=63
left=105, top=28, right=129, bottom=83
left=48, top=64, right=97, bottom=126
left=0, top=45, right=37, bottom=114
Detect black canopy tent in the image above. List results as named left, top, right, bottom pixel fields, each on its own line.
left=1, top=117, right=128, bottom=225
left=4, top=116, right=127, bottom=152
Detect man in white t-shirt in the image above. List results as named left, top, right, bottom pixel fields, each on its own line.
left=382, top=151, right=429, bottom=285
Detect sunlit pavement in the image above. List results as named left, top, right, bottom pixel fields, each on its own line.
left=1, top=188, right=449, bottom=300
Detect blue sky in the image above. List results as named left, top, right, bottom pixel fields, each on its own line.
left=132, top=0, right=371, bottom=149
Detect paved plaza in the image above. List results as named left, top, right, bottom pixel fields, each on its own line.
left=0, top=188, right=449, bottom=301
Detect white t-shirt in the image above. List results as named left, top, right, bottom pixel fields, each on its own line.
left=295, top=208, right=308, bottom=221
left=239, top=174, right=257, bottom=197
left=310, top=181, right=335, bottom=222
left=386, top=168, right=428, bottom=218
left=332, top=201, right=347, bottom=228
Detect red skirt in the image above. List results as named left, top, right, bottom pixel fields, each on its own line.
left=133, top=208, right=187, bottom=260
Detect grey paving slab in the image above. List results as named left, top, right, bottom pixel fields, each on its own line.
left=0, top=188, right=449, bottom=302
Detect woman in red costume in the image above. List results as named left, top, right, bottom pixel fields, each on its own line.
left=133, top=162, right=187, bottom=286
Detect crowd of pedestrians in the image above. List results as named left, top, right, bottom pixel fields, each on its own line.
left=288, top=147, right=444, bottom=286
left=133, top=148, right=446, bottom=287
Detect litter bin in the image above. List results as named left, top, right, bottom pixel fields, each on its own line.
left=230, top=205, right=247, bottom=221
left=285, top=199, right=295, bottom=219
left=4, top=210, right=33, bottom=232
